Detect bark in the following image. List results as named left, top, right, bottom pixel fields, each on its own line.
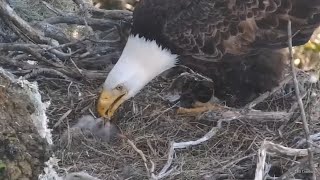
left=0, top=71, right=49, bottom=180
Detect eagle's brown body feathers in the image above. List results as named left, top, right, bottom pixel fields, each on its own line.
left=131, top=0, right=320, bottom=107
left=178, top=49, right=287, bottom=107
left=132, top=0, right=320, bottom=61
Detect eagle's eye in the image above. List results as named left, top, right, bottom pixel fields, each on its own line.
left=115, top=85, right=124, bottom=91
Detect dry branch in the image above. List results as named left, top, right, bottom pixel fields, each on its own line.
left=255, top=143, right=267, bottom=180
left=44, top=15, right=119, bottom=31
left=254, top=141, right=316, bottom=180
left=22, top=68, right=71, bottom=80
left=200, top=108, right=291, bottom=122
left=0, top=55, right=35, bottom=70
left=0, top=43, right=64, bottom=67
left=90, top=8, right=132, bottom=20
left=0, top=43, right=71, bottom=60
left=33, top=22, right=72, bottom=44
left=0, top=0, right=52, bottom=44
left=263, top=141, right=310, bottom=156
left=287, top=20, right=316, bottom=180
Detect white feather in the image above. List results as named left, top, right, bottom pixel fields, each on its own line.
left=104, top=34, right=178, bottom=97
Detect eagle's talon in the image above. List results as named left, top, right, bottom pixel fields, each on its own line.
left=177, top=101, right=225, bottom=116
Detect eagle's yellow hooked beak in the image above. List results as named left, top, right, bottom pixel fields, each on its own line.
left=97, top=88, right=127, bottom=119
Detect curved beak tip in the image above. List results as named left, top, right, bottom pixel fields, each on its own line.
left=97, top=98, right=112, bottom=118
left=97, top=89, right=126, bottom=119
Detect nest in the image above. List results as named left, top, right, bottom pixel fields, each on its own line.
left=0, top=0, right=320, bottom=179
left=49, top=70, right=320, bottom=180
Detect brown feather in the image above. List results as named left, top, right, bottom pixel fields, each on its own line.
left=130, top=0, right=319, bottom=107
left=132, top=0, right=320, bottom=62
left=175, top=48, right=288, bottom=107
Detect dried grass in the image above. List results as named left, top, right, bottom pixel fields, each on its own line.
left=41, top=67, right=320, bottom=179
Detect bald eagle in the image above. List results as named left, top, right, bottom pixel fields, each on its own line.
left=97, top=0, right=320, bottom=118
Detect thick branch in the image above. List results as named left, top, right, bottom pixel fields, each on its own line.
left=33, top=22, right=72, bottom=44
left=0, top=43, right=72, bottom=60
left=44, top=16, right=119, bottom=31
left=89, top=9, right=132, bottom=20
left=0, top=43, right=63, bottom=67
left=181, top=106, right=292, bottom=122
left=0, top=0, right=51, bottom=44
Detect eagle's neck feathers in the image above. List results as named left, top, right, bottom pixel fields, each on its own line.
left=104, top=34, right=178, bottom=97
left=122, top=34, right=178, bottom=76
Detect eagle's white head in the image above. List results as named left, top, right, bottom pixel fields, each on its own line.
left=97, top=35, right=178, bottom=118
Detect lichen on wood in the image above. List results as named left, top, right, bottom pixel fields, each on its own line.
left=0, top=69, right=49, bottom=180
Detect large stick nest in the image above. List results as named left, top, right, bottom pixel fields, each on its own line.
left=0, top=0, right=320, bottom=179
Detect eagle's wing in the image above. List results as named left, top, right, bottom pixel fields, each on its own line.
left=161, top=0, right=320, bottom=62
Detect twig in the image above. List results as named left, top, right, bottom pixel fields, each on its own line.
left=287, top=20, right=316, bottom=180
left=121, top=135, right=158, bottom=179
left=69, top=58, right=83, bottom=75
left=278, top=90, right=308, bottom=138
left=81, top=142, right=119, bottom=159
left=222, top=153, right=255, bottom=170
left=126, top=138, right=152, bottom=176
left=41, top=1, right=64, bottom=16
left=45, top=38, right=86, bottom=51
left=53, top=109, right=72, bottom=128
